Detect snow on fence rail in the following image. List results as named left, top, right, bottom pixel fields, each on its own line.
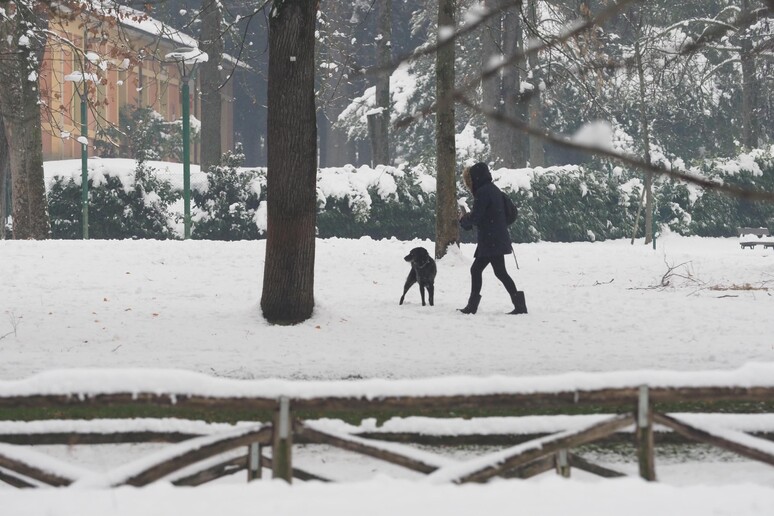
left=1, top=363, right=774, bottom=410
left=1, top=365, right=774, bottom=487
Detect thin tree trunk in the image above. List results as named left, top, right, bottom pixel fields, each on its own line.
left=261, top=0, right=317, bottom=324
left=435, top=0, right=459, bottom=259
left=317, top=22, right=355, bottom=167
left=740, top=0, right=759, bottom=149
left=318, top=110, right=329, bottom=167
left=634, top=38, right=653, bottom=245
left=481, top=0, right=506, bottom=166
left=526, top=0, right=544, bottom=167
left=372, top=0, right=391, bottom=166
left=0, top=4, right=50, bottom=239
left=501, top=2, right=527, bottom=167
left=199, top=0, right=223, bottom=172
left=483, top=0, right=527, bottom=168
left=0, top=118, right=8, bottom=239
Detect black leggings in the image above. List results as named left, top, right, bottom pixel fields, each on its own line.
left=470, top=255, right=517, bottom=296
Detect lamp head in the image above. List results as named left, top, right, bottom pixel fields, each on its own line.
left=165, top=46, right=208, bottom=78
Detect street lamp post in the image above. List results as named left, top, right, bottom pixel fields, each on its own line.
left=64, top=71, right=94, bottom=240
left=182, top=77, right=191, bottom=239
left=165, top=47, right=207, bottom=239
left=80, top=86, right=88, bottom=240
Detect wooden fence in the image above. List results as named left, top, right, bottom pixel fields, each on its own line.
left=1, top=370, right=774, bottom=487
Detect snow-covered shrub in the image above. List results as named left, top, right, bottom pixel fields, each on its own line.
left=192, top=146, right=265, bottom=240
left=687, top=147, right=774, bottom=236
left=495, top=165, right=638, bottom=243
left=316, top=164, right=436, bottom=240
left=47, top=164, right=178, bottom=239
left=46, top=146, right=774, bottom=242
left=654, top=180, right=693, bottom=236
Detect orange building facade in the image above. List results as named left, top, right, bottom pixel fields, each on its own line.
left=39, top=10, right=235, bottom=164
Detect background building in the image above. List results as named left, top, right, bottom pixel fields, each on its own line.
left=39, top=7, right=237, bottom=164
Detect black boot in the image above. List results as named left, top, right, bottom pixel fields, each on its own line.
left=458, top=294, right=481, bottom=315
left=508, top=291, right=528, bottom=315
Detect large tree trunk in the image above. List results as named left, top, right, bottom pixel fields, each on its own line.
left=435, top=0, right=459, bottom=259
left=199, top=0, right=223, bottom=172
left=0, top=3, right=50, bottom=240
left=371, top=0, right=391, bottom=166
left=261, top=0, right=317, bottom=325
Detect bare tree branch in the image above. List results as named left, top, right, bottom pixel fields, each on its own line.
left=454, top=93, right=774, bottom=203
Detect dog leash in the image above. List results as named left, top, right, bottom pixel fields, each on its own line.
left=511, top=245, right=520, bottom=270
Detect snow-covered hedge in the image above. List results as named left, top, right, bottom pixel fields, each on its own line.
left=47, top=161, right=178, bottom=240
left=43, top=147, right=774, bottom=241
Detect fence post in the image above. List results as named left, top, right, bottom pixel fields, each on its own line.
left=272, top=396, right=293, bottom=483
left=637, top=385, right=656, bottom=481
left=247, top=443, right=262, bottom=482
left=555, top=449, right=570, bottom=478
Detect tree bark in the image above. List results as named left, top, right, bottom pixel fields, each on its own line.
left=482, top=0, right=527, bottom=168
left=261, top=0, right=317, bottom=325
left=372, top=0, right=391, bottom=166
left=316, top=2, right=361, bottom=167
left=434, top=0, right=459, bottom=259
left=501, top=1, right=527, bottom=167
left=740, top=0, right=759, bottom=149
left=634, top=38, right=653, bottom=245
left=0, top=3, right=50, bottom=239
left=199, top=0, right=223, bottom=172
left=526, top=0, right=544, bottom=167
left=0, top=118, right=8, bottom=239
left=481, top=0, right=506, bottom=166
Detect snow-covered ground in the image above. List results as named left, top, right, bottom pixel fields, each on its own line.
left=1, top=236, right=773, bottom=380
left=1, top=235, right=774, bottom=514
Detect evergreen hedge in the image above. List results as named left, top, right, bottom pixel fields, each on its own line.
left=46, top=148, right=774, bottom=242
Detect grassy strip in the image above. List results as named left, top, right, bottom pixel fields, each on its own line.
left=2, top=400, right=774, bottom=424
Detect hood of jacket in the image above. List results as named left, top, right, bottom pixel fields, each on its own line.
left=469, top=162, right=492, bottom=193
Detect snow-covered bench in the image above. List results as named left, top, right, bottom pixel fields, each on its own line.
left=738, top=227, right=774, bottom=249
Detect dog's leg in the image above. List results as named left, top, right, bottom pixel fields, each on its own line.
left=400, top=272, right=416, bottom=305
left=419, top=284, right=426, bottom=306
left=428, top=284, right=434, bottom=306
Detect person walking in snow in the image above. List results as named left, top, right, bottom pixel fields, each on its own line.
left=458, top=162, right=527, bottom=315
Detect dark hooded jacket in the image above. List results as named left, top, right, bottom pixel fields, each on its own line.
left=460, top=162, right=512, bottom=257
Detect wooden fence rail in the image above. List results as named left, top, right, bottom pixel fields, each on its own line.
left=2, top=385, right=773, bottom=413
left=1, top=371, right=773, bottom=488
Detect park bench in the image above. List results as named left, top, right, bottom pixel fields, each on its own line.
left=737, top=227, right=774, bottom=249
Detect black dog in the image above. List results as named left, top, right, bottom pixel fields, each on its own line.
left=399, top=247, right=437, bottom=306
